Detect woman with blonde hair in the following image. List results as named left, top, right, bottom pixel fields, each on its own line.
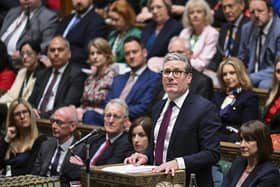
left=179, top=0, right=218, bottom=72
left=212, top=57, right=259, bottom=142
left=78, top=38, right=116, bottom=123
left=0, top=99, right=46, bottom=176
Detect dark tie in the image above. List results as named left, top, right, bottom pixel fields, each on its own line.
left=255, top=30, right=263, bottom=72
left=225, top=24, right=234, bottom=57
left=39, top=70, right=59, bottom=112
left=50, top=146, right=62, bottom=176
left=90, top=139, right=111, bottom=166
left=155, top=101, right=175, bottom=165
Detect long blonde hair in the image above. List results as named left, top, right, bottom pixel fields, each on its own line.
left=265, top=59, right=280, bottom=106
left=5, top=99, right=38, bottom=160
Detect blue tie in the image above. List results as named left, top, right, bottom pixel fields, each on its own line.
left=63, top=14, right=81, bottom=37
left=50, top=146, right=62, bottom=176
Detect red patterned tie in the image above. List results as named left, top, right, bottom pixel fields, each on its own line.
left=155, top=101, right=174, bottom=165
left=91, top=139, right=111, bottom=166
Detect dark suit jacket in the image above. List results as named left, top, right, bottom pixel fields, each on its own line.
left=212, top=89, right=259, bottom=142
left=106, top=67, right=160, bottom=120
left=209, top=15, right=250, bottom=71
left=141, top=18, right=182, bottom=59
left=0, top=5, right=58, bottom=52
left=263, top=96, right=280, bottom=134
left=82, top=132, right=133, bottom=166
left=31, top=137, right=84, bottom=187
left=148, top=93, right=221, bottom=186
left=28, top=63, right=86, bottom=118
left=56, top=8, right=108, bottom=65
left=222, top=157, right=280, bottom=187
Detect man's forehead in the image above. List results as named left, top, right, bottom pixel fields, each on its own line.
left=105, top=103, right=124, bottom=113
left=163, top=60, right=185, bottom=68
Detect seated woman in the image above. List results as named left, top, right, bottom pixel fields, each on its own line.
left=141, top=0, right=182, bottom=59
left=107, top=0, right=141, bottom=72
left=0, top=41, right=16, bottom=96
left=212, top=57, right=259, bottom=142
left=77, top=38, right=116, bottom=122
left=263, top=58, right=280, bottom=149
left=0, top=40, right=43, bottom=123
left=0, top=99, right=46, bottom=176
left=222, top=120, right=280, bottom=187
left=179, top=0, right=219, bottom=72
left=128, top=116, right=151, bottom=153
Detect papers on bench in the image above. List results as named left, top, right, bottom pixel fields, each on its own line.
left=102, top=164, right=156, bottom=174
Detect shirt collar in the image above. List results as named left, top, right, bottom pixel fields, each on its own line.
left=53, top=62, right=68, bottom=74
left=106, top=132, right=123, bottom=143
left=75, top=5, right=93, bottom=19
left=57, top=136, right=74, bottom=152
left=166, top=89, right=189, bottom=109
left=262, top=17, right=273, bottom=35
left=233, top=14, right=243, bottom=27
left=131, top=65, right=147, bottom=77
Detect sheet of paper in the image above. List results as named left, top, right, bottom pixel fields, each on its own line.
left=102, top=164, right=156, bottom=174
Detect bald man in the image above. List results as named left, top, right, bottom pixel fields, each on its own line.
left=31, top=106, right=84, bottom=187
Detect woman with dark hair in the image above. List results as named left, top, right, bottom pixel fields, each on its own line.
left=0, top=99, right=46, bottom=176
left=222, top=120, right=280, bottom=187
left=128, top=116, right=151, bottom=153
left=212, top=57, right=259, bottom=142
left=0, top=41, right=16, bottom=96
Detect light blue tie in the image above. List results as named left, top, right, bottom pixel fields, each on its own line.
left=63, top=14, right=81, bottom=37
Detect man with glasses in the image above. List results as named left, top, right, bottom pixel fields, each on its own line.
left=238, top=0, right=280, bottom=88
left=29, top=35, right=86, bottom=118
left=125, top=53, right=221, bottom=186
left=31, top=106, right=84, bottom=186
left=70, top=98, right=133, bottom=167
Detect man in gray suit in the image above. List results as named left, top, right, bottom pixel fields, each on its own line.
left=0, top=0, right=57, bottom=63
left=31, top=106, right=84, bottom=187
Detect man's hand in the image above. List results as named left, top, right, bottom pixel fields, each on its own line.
left=152, top=160, right=179, bottom=176
left=124, top=152, right=148, bottom=166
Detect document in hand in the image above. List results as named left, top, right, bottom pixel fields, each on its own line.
left=102, top=164, right=156, bottom=174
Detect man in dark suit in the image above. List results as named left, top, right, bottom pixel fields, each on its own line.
left=29, top=35, right=86, bottom=118
left=83, top=36, right=160, bottom=125
left=70, top=98, right=133, bottom=167
left=208, top=0, right=249, bottom=71
left=125, top=53, right=221, bottom=186
left=56, top=0, right=108, bottom=66
left=31, top=106, right=84, bottom=187
left=238, top=0, right=280, bottom=88
left=0, top=0, right=58, bottom=62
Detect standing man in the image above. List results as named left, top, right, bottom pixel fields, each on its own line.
left=125, top=53, right=221, bottom=186
left=56, top=0, right=108, bottom=66
left=83, top=36, right=160, bottom=125
left=0, top=0, right=58, bottom=63
left=238, top=0, right=280, bottom=88
left=209, top=0, right=249, bottom=71
left=31, top=106, right=84, bottom=187
left=29, top=35, right=86, bottom=118
left=70, top=99, right=133, bottom=167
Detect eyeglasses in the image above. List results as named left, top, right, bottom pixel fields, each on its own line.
left=104, top=113, right=126, bottom=120
left=161, top=70, right=188, bottom=78
left=13, top=110, right=30, bottom=118
left=50, top=118, right=73, bottom=126
left=276, top=69, right=280, bottom=74
left=20, top=51, right=35, bottom=57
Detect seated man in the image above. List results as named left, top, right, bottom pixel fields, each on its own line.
left=238, top=0, right=280, bottom=88
left=70, top=98, right=133, bottom=167
left=83, top=36, right=161, bottom=125
left=28, top=35, right=86, bottom=118
left=31, top=106, right=84, bottom=186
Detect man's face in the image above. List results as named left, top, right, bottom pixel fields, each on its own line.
left=168, top=39, right=188, bottom=55
left=72, top=0, right=92, bottom=14
left=20, top=0, right=41, bottom=10
left=51, top=110, right=76, bottom=144
left=222, top=0, right=244, bottom=22
left=162, top=60, right=192, bottom=100
left=48, top=37, right=71, bottom=69
left=123, top=40, right=147, bottom=71
left=104, top=103, right=128, bottom=138
left=249, top=0, right=273, bottom=27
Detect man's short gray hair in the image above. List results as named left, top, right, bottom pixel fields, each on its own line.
left=105, top=98, right=129, bottom=117
left=163, top=52, right=192, bottom=73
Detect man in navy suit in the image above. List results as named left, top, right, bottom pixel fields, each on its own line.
left=238, top=0, right=280, bottom=88
left=125, top=53, right=221, bottom=186
left=83, top=36, right=160, bottom=125
left=56, top=0, right=108, bottom=67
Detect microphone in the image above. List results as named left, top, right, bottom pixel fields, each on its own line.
left=69, top=128, right=104, bottom=150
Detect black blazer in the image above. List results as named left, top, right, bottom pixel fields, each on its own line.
left=263, top=96, right=280, bottom=134
left=81, top=132, right=133, bottom=166
left=222, top=157, right=280, bottom=187
left=148, top=93, right=221, bottom=186
left=141, top=18, right=182, bottom=59
left=208, top=15, right=250, bottom=71
left=28, top=63, right=86, bottom=118
left=56, top=8, right=108, bottom=65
